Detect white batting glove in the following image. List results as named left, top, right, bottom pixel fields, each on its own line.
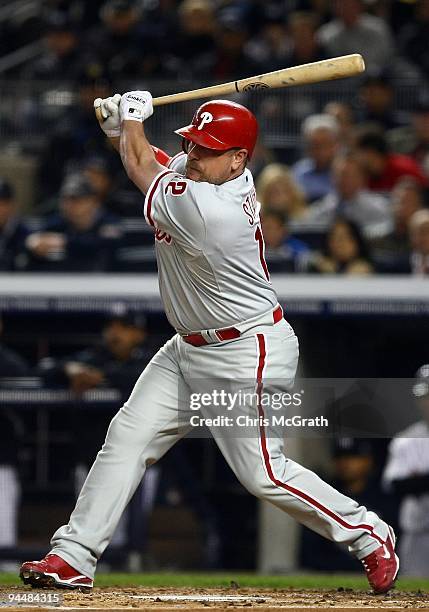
left=94, top=94, right=122, bottom=137
left=120, top=91, right=153, bottom=123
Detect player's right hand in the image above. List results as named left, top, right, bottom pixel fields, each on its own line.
left=94, top=93, right=122, bottom=138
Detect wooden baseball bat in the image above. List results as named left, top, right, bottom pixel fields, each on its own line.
left=95, top=54, right=364, bottom=121
left=152, top=54, right=365, bottom=106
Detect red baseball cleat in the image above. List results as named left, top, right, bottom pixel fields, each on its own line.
left=361, top=526, right=399, bottom=594
left=20, top=554, right=93, bottom=591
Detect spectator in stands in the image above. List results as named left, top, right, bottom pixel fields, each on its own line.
left=354, top=127, right=428, bottom=193
left=24, top=174, right=121, bottom=272
left=371, top=178, right=426, bottom=273
left=303, top=153, right=393, bottom=240
left=212, top=6, right=255, bottom=80
left=324, top=101, right=356, bottom=149
left=306, top=218, right=374, bottom=275
left=243, top=4, right=290, bottom=73
left=38, top=305, right=152, bottom=396
left=261, top=209, right=309, bottom=273
left=85, top=0, right=151, bottom=80
left=164, top=0, right=217, bottom=79
left=82, top=156, right=114, bottom=208
left=37, top=63, right=117, bottom=200
left=411, top=93, right=429, bottom=173
left=301, top=438, right=396, bottom=571
left=284, top=11, right=327, bottom=68
left=0, top=315, right=29, bottom=379
left=357, top=70, right=407, bottom=131
left=292, top=114, right=339, bottom=202
left=256, top=164, right=308, bottom=221
left=409, top=209, right=429, bottom=275
left=317, top=0, right=394, bottom=71
left=23, top=12, right=83, bottom=81
left=398, top=0, right=429, bottom=82
left=382, top=364, right=429, bottom=576
left=0, top=179, right=29, bottom=272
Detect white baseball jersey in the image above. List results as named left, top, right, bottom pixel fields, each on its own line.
left=143, top=152, right=277, bottom=333
left=382, top=420, right=429, bottom=532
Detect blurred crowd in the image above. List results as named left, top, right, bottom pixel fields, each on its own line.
left=1, top=0, right=429, bottom=575
left=0, top=0, right=429, bottom=275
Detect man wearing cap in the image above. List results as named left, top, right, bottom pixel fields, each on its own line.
left=25, top=173, right=121, bottom=272
left=39, top=306, right=151, bottom=397
left=383, top=366, right=429, bottom=576
left=21, top=93, right=399, bottom=594
left=0, top=179, right=29, bottom=271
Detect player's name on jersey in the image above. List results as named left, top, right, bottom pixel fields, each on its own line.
left=189, top=414, right=329, bottom=428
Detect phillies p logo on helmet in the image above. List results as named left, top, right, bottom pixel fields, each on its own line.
left=197, top=111, right=214, bottom=131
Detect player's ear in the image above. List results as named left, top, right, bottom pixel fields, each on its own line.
left=231, top=148, right=248, bottom=170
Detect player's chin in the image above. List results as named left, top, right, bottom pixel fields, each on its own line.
left=185, top=168, right=202, bottom=181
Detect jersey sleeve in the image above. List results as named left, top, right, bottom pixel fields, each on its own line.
left=144, top=168, right=206, bottom=247
left=167, top=151, right=187, bottom=174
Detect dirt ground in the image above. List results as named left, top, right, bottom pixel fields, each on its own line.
left=1, top=585, right=429, bottom=612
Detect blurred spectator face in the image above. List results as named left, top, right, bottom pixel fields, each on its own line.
left=288, top=13, right=318, bottom=58
left=334, top=454, right=373, bottom=484
left=261, top=212, right=287, bottom=248
left=219, top=28, right=247, bottom=55
left=328, top=220, right=359, bottom=263
left=324, top=102, right=354, bottom=145
left=354, top=147, right=384, bottom=178
left=409, top=211, right=429, bottom=255
left=324, top=102, right=353, bottom=129
left=179, top=0, right=215, bottom=35
left=334, top=0, right=363, bottom=26
left=263, top=22, right=287, bottom=48
left=333, top=156, right=366, bottom=199
left=392, top=180, right=424, bottom=231
left=61, top=195, right=100, bottom=231
left=102, top=2, right=139, bottom=35
left=413, top=110, right=429, bottom=144
left=83, top=164, right=112, bottom=200
left=0, top=195, right=15, bottom=229
left=103, top=320, right=145, bottom=360
left=256, top=164, right=307, bottom=217
left=307, top=127, right=339, bottom=170
left=360, top=81, right=393, bottom=114
left=45, top=30, right=77, bottom=57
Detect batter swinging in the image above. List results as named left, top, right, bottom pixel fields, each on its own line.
left=20, top=92, right=399, bottom=594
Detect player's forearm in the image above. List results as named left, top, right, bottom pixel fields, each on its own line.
left=120, top=120, right=164, bottom=194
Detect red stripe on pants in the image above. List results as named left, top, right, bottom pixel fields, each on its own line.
left=255, top=333, right=383, bottom=546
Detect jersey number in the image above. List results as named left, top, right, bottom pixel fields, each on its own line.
left=165, top=180, right=188, bottom=196
left=255, top=226, right=270, bottom=281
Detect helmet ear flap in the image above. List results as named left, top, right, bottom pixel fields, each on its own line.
left=181, top=138, right=190, bottom=154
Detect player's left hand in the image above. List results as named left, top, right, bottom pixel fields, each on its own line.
left=120, top=91, right=153, bottom=123
left=94, top=94, right=122, bottom=137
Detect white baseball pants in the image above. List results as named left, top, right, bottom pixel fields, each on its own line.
left=50, top=318, right=388, bottom=578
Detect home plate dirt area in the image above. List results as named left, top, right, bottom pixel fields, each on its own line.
left=2, top=586, right=429, bottom=611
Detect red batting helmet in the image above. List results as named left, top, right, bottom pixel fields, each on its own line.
left=175, top=100, right=258, bottom=159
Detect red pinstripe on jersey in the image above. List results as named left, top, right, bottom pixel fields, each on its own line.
left=144, top=170, right=175, bottom=227
left=255, top=333, right=384, bottom=546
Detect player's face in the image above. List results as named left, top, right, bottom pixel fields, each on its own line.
left=185, top=142, right=247, bottom=184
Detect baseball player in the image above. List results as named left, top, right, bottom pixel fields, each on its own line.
left=21, top=92, right=398, bottom=593
left=382, top=364, right=429, bottom=576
